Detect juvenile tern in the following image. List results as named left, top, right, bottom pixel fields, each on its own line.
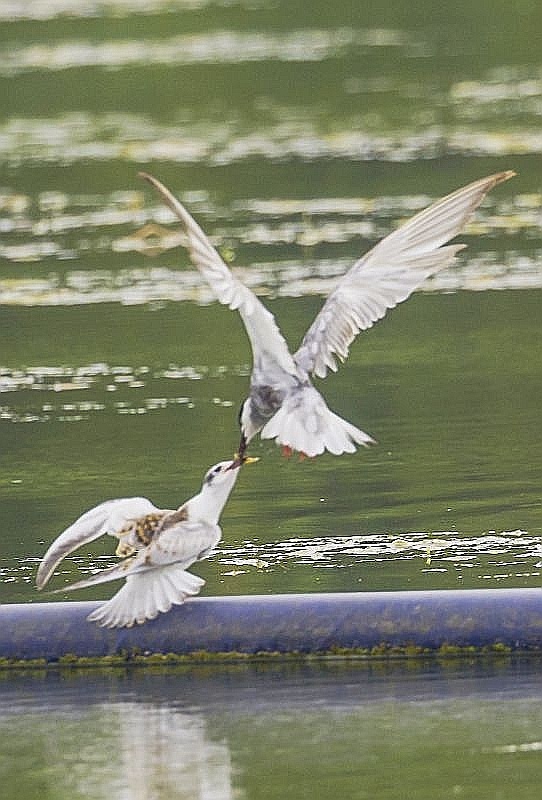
left=141, top=170, right=515, bottom=458
left=36, top=458, right=253, bottom=628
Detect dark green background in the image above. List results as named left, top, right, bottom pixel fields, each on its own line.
left=2, top=1, right=542, bottom=798
left=1, top=0, right=541, bottom=604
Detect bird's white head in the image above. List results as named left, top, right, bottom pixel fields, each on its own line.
left=203, top=459, right=241, bottom=486
left=187, top=457, right=257, bottom=526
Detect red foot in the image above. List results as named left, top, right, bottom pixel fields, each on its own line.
left=281, top=446, right=313, bottom=460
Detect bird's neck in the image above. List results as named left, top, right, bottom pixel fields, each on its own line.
left=184, top=480, right=236, bottom=526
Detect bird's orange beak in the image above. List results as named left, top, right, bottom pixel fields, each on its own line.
left=228, top=454, right=260, bottom=470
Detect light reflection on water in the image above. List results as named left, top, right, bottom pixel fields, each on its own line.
left=4, top=252, right=542, bottom=306
left=0, top=0, right=233, bottom=21
left=4, top=112, right=542, bottom=167
left=0, top=27, right=422, bottom=77
left=1, top=189, right=540, bottom=303
left=4, top=529, right=542, bottom=596
left=220, top=528, right=542, bottom=571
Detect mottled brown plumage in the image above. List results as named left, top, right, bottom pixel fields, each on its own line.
left=116, top=512, right=168, bottom=556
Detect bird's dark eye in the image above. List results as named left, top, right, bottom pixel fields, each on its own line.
left=206, top=464, right=223, bottom=483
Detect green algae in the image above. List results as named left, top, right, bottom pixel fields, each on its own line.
left=0, top=638, right=528, bottom=672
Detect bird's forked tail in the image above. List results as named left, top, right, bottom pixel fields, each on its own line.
left=260, top=386, right=375, bottom=457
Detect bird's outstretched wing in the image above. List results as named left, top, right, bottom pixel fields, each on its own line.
left=294, top=171, right=515, bottom=378
left=51, top=520, right=212, bottom=628
left=50, top=519, right=214, bottom=592
left=139, top=172, right=297, bottom=375
left=36, top=497, right=158, bottom=590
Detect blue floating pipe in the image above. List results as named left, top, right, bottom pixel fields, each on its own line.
left=1, top=589, right=542, bottom=662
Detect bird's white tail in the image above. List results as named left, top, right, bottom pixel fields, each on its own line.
left=87, top=565, right=205, bottom=628
left=260, top=386, right=375, bottom=457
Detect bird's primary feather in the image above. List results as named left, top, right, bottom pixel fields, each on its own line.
left=295, top=171, right=515, bottom=378
left=139, top=172, right=297, bottom=377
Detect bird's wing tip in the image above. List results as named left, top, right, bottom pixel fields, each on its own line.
left=138, top=170, right=157, bottom=185
left=493, top=170, right=517, bottom=185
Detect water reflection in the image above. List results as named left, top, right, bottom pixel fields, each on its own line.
left=1, top=699, right=234, bottom=800
left=2, top=662, right=542, bottom=799
left=220, top=528, right=542, bottom=576
left=4, top=250, right=542, bottom=306
left=99, top=703, right=234, bottom=800
left=4, top=526, right=542, bottom=598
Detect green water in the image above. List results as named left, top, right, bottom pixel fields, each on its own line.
left=1, top=1, right=542, bottom=794
left=2, top=0, right=542, bottom=605
left=2, top=661, right=542, bottom=800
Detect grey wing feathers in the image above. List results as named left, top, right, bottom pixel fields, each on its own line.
left=295, top=171, right=515, bottom=378
left=139, top=172, right=297, bottom=375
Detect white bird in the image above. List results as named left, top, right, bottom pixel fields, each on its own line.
left=36, top=459, right=252, bottom=628
left=141, top=170, right=515, bottom=459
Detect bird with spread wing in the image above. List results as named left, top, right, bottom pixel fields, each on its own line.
left=141, top=170, right=514, bottom=459
left=36, top=458, right=254, bottom=628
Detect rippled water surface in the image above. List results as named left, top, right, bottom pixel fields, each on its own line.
left=1, top=0, right=542, bottom=607
left=2, top=1, right=542, bottom=797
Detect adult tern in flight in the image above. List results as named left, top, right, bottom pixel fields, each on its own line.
left=141, top=170, right=514, bottom=458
